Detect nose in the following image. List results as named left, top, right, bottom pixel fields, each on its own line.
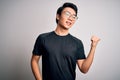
left=68, top=15, right=73, bottom=21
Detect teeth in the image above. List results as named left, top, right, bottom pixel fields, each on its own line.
left=66, top=22, right=71, bottom=25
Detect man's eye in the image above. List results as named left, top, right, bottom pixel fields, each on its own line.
left=72, top=16, right=76, bottom=19
left=66, top=12, right=70, bottom=16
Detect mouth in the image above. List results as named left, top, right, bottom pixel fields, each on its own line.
left=66, top=21, right=72, bottom=26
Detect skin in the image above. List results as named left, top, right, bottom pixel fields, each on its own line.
left=55, top=7, right=76, bottom=35
left=31, top=7, right=100, bottom=80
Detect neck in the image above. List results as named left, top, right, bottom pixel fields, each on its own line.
left=55, top=25, right=69, bottom=36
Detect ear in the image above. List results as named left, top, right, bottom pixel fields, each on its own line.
left=56, top=14, right=60, bottom=20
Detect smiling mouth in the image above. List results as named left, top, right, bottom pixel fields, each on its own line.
left=66, top=21, right=72, bottom=26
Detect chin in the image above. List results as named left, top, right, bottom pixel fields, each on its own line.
left=66, top=25, right=72, bottom=29
left=63, top=26, right=71, bottom=30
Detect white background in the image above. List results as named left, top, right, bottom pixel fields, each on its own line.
left=0, top=0, right=120, bottom=80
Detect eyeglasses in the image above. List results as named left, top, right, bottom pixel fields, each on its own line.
left=63, top=11, right=78, bottom=20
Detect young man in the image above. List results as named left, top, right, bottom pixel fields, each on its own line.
left=31, top=2, right=100, bottom=80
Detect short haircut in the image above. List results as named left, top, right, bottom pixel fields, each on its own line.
left=56, top=2, right=78, bottom=24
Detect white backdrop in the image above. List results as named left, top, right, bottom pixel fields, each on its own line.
left=0, top=0, right=120, bottom=80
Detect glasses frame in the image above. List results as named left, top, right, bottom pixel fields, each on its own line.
left=63, top=11, right=78, bottom=20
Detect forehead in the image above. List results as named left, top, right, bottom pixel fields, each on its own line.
left=62, top=7, right=76, bottom=15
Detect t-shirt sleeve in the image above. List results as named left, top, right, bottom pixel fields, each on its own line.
left=32, top=35, right=44, bottom=56
left=76, top=40, right=86, bottom=60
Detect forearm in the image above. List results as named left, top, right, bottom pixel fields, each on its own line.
left=31, top=59, right=42, bottom=80
left=81, top=46, right=96, bottom=73
left=78, top=36, right=100, bottom=73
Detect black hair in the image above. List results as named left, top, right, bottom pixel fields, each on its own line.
left=56, top=2, right=78, bottom=24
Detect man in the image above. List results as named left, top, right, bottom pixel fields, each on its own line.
left=31, top=2, right=100, bottom=80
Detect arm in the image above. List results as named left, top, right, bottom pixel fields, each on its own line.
left=77, top=36, right=100, bottom=73
left=31, top=55, right=42, bottom=80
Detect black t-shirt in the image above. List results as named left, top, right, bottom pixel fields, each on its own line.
left=32, top=31, right=86, bottom=80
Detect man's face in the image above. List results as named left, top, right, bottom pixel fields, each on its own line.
left=57, top=7, right=77, bottom=30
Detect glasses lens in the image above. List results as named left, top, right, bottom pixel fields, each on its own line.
left=64, top=11, right=78, bottom=20
left=65, top=11, right=70, bottom=17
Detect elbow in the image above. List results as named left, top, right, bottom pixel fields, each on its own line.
left=81, top=69, right=89, bottom=74
left=80, top=67, right=90, bottom=74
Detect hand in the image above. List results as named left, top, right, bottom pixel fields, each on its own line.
left=91, top=35, right=100, bottom=47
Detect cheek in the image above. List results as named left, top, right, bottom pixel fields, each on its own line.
left=59, top=17, right=67, bottom=24
left=72, top=21, right=75, bottom=25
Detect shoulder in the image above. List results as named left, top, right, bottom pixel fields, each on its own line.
left=69, top=34, right=84, bottom=50
left=69, top=34, right=83, bottom=44
left=37, top=31, right=53, bottom=39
